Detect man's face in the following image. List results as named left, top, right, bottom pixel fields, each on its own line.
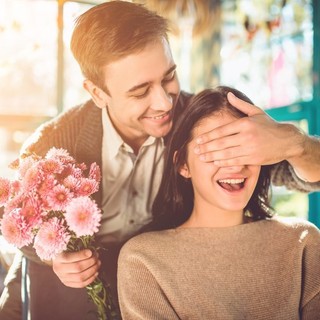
left=100, top=38, right=180, bottom=149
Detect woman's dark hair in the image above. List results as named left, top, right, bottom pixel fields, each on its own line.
left=149, top=86, right=274, bottom=231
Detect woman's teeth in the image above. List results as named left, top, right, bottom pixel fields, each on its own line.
left=218, top=178, right=245, bottom=184
left=218, top=178, right=245, bottom=191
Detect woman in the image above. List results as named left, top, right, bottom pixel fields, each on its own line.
left=117, top=86, right=320, bottom=319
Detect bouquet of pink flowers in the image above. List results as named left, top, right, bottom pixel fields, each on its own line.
left=0, top=147, right=118, bottom=320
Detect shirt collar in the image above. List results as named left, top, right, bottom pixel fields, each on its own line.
left=102, top=108, right=163, bottom=158
left=102, top=108, right=124, bottom=158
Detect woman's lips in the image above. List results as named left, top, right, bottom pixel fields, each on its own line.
left=217, top=178, right=246, bottom=191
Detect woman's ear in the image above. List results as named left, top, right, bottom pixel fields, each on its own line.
left=83, top=79, right=108, bottom=109
left=178, top=163, right=191, bottom=178
left=173, top=151, right=191, bottom=179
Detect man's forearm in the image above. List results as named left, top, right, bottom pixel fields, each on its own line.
left=287, top=132, right=320, bottom=183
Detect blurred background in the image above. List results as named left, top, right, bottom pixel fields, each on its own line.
left=0, top=0, right=319, bottom=290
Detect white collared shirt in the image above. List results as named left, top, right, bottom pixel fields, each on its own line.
left=98, top=108, right=165, bottom=244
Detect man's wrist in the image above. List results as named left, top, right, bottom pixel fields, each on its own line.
left=287, top=132, right=320, bottom=182
left=285, top=123, right=305, bottom=161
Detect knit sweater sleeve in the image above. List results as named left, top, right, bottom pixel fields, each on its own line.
left=300, top=222, right=320, bottom=319
left=118, top=239, right=180, bottom=320
left=271, top=161, right=320, bottom=192
left=20, top=102, right=92, bottom=158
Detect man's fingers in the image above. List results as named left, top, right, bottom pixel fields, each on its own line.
left=227, top=92, right=264, bottom=116
left=194, top=134, right=241, bottom=155
left=195, top=120, right=241, bottom=145
left=197, top=146, right=245, bottom=163
left=53, top=254, right=101, bottom=288
left=55, top=249, right=93, bottom=263
left=58, top=259, right=101, bottom=282
left=60, top=270, right=100, bottom=288
left=53, top=255, right=98, bottom=274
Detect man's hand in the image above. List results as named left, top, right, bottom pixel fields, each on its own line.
left=52, top=249, right=101, bottom=288
left=193, top=92, right=320, bottom=182
left=193, top=92, right=303, bottom=165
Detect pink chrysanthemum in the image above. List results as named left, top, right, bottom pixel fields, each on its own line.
left=46, top=184, right=73, bottom=211
left=63, top=175, right=80, bottom=193
left=38, top=174, right=56, bottom=198
left=58, top=164, right=77, bottom=181
left=45, top=147, right=75, bottom=165
left=21, top=196, right=43, bottom=228
left=4, top=192, right=26, bottom=214
left=0, top=177, right=11, bottom=206
left=76, top=178, right=99, bottom=197
left=10, top=180, right=21, bottom=195
left=22, top=166, right=42, bottom=191
left=76, top=162, right=87, bottom=172
left=34, top=217, right=71, bottom=260
left=89, top=162, right=101, bottom=183
left=17, top=155, right=38, bottom=179
left=38, top=158, right=64, bottom=175
left=0, top=209, right=34, bottom=248
left=65, top=197, right=101, bottom=237
left=69, top=165, right=84, bottom=179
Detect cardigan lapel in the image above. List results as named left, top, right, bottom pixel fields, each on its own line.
left=74, top=100, right=104, bottom=206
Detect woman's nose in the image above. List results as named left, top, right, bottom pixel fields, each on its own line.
left=223, top=165, right=246, bottom=173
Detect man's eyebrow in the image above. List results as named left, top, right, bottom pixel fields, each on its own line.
left=164, top=64, right=177, bottom=77
left=127, top=64, right=177, bottom=94
left=127, top=81, right=150, bottom=93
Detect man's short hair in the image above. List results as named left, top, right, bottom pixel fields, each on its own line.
left=71, top=1, right=169, bottom=89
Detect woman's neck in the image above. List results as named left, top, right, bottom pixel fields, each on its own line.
left=180, top=208, right=245, bottom=229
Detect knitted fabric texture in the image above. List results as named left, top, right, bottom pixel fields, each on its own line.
left=118, top=217, right=320, bottom=320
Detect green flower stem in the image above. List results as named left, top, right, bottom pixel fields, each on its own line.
left=86, top=277, right=120, bottom=320
left=67, top=235, right=120, bottom=320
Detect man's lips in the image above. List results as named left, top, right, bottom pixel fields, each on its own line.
left=143, top=111, right=171, bottom=121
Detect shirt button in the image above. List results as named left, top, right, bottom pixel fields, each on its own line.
left=129, top=219, right=135, bottom=224
left=132, top=190, right=138, bottom=197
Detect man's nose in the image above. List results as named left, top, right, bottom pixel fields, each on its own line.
left=151, top=87, right=173, bottom=111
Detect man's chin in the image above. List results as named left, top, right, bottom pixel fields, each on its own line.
left=152, top=123, right=172, bottom=138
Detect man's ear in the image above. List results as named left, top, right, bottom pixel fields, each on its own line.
left=178, top=163, right=191, bottom=178
left=83, top=79, right=108, bottom=109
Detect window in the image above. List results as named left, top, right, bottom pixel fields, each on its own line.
left=0, top=0, right=92, bottom=178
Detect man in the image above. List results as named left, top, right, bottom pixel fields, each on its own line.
left=1, top=1, right=319, bottom=319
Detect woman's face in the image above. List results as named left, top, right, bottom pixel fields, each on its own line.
left=179, top=112, right=261, bottom=225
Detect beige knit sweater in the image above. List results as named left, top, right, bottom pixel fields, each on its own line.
left=118, top=217, right=320, bottom=320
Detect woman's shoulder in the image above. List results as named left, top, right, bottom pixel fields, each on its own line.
left=119, top=230, right=176, bottom=259
left=122, top=230, right=172, bottom=249
left=269, top=216, right=320, bottom=240
left=271, top=215, right=318, bottom=228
